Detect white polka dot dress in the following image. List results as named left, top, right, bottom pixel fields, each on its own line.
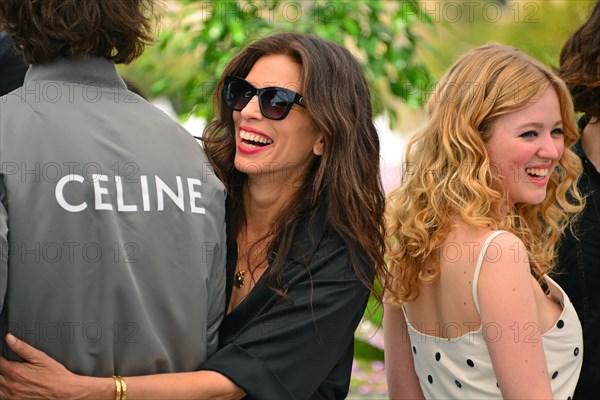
left=402, top=231, right=583, bottom=399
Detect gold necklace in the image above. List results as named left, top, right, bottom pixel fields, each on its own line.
left=234, top=242, right=245, bottom=288
left=234, top=269, right=246, bottom=288
left=234, top=234, right=269, bottom=289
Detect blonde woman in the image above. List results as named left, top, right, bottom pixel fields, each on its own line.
left=384, top=43, right=584, bottom=399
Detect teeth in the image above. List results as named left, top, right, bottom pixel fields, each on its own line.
left=240, top=130, right=273, bottom=145
left=525, top=168, right=548, bottom=177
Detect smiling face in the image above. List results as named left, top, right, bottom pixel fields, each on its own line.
left=484, top=86, right=565, bottom=206
left=232, top=54, right=323, bottom=185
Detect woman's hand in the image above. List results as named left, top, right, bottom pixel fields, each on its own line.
left=0, top=333, right=83, bottom=399
left=0, top=332, right=246, bottom=400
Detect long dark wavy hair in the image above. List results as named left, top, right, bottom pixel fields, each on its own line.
left=0, top=0, right=156, bottom=64
left=559, top=0, right=600, bottom=120
left=203, top=32, right=386, bottom=296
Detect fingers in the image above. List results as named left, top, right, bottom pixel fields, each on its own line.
left=4, top=333, right=43, bottom=364
left=0, top=357, right=20, bottom=399
left=0, top=374, right=9, bottom=399
left=0, top=355, right=13, bottom=377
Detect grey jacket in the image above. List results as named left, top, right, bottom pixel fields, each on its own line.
left=0, top=57, right=226, bottom=376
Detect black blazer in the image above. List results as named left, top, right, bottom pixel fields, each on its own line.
left=0, top=33, right=27, bottom=96
left=555, top=117, right=600, bottom=399
left=201, top=211, right=373, bottom=399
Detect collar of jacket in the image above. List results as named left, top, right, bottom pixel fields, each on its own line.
left=24, top=56, right=127, bottom=89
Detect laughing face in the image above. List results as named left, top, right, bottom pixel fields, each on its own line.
left=484, top=86, right=565, bottom=206
left=232, top=54, right=323, bottom=185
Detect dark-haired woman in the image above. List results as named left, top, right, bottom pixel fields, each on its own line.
left=0, top=33, right=386, bottom=400
left=556, top=1, right=600, bottom=397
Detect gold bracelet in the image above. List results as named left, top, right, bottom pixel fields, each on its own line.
left=117, top=376, right=127, bottom=400
left=112, top=375, right=122, bottom=400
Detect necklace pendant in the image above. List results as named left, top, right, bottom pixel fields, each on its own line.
left=234, top=270, right=246, bottom=288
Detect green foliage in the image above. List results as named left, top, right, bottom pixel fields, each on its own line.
left=353, top=283, right=384, bottom=363
left=417, top=0, right=590, bottom=79
left=122, top=0, right=434, bottom=124
left=354, top=337, right=385, bottom=362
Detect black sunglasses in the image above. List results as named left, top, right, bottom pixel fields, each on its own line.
left=223, top=76, right=306, bottom=120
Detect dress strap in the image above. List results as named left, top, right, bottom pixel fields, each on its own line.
left=472, top=231, right=509, bottom=314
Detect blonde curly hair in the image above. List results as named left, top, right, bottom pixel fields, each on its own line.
left=386, top=43, right=584, bottom=303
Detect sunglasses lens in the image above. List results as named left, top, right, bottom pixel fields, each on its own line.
left=261, top=89, right=292, bottom=120
left=225, top=78, right=253, bottom=111
left=224, top=77, right=300, bottom=120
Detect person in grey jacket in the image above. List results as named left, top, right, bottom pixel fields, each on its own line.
left=0, top=0, right=226, bottom=379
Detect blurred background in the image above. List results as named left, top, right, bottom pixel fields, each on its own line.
left=119, top=1, right=594, bottom=397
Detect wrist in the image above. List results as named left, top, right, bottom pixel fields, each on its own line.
left=66, top=376, right=115, bottom=400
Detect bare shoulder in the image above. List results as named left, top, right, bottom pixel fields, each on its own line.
left=476, top=231, right=534, bottom=307
left=479, top=231, right=529, bottom=274
left=442, top=223, right=516, bottom=267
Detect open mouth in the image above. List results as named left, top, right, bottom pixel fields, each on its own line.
left=525, top=167, right=548, bottom=181
left=240, top=130, right=273, bottom=148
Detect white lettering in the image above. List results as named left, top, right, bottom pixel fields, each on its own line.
left=156, top=176, right=185, bottom=212
left=141, top=175, right=150, bottom=211
left=187, top=178, right=206, bottom=214
left=115, top=176, right=137, bottom=212
left=93, top=174, right=113, bottom=211
left=55, top=174, right=206, bottom=214
left=55, top=175, right=87, bottom=212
